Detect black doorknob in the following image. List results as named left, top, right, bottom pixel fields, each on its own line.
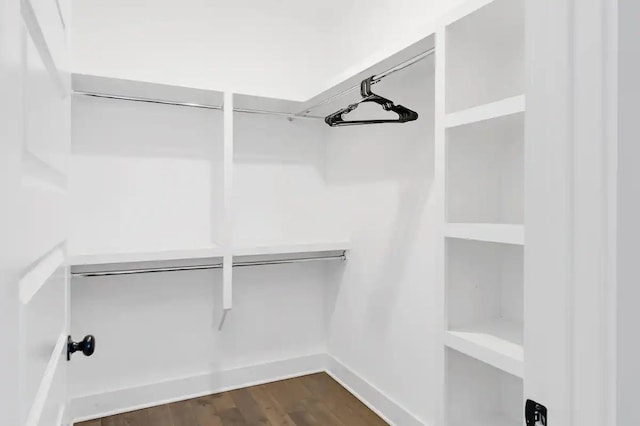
left=67, top=335, right=96, bottom=361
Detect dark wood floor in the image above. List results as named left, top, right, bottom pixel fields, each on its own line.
left=76, top=373, right=388, bottom=426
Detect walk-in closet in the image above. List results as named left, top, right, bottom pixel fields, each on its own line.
left=2, top=0, right=627, bottom=425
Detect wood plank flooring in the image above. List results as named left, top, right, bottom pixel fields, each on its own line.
left=76, top=373, right=388, bottom=426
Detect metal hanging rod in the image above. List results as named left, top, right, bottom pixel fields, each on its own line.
left=72, top=91, right=324, bottom=120
left=296, top=47, right=436, bottom=117
left=71, top=253, right=347, bottom=278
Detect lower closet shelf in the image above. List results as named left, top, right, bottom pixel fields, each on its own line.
left=68, top=242, right=350, bottom=277
left=444, top=319, right=524, bottom=378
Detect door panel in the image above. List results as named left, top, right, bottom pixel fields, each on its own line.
left=24, top=28, right=71, bottom=173
left=18, top=182, right=67, bottom=268
left=14, top=0, right=71, bottom=425
left=37, top=346, right=68, bottom=426
left=21, top=264, right=67, bottom=422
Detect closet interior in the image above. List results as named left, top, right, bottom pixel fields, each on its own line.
left=13, top=0, right=532, bottom=424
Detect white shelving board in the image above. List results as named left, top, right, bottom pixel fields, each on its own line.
left=445, top=318, right=524, bottom=378
left=445, top=95, right=525, bottom=128
left=68, top=246, right=224, bottom=266
left=445, top=223, right=524, bottom=245
left=68, top=241, right=349, bottom=269
left=232, top=241, right=350, bottom=257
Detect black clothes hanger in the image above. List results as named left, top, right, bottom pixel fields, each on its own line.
left=324, top=76, right=419, bottom=127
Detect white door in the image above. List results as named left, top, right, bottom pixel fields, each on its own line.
left=525, top=1, right=615, bottom=425
left=1, top=0, right=72, bottom=424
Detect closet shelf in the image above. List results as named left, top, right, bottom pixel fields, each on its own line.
left=445, top=223, right=524, bottom=245
left=231, top=241, right=350, bottom=266
left=445, top=318, right=524, bottom=378
left=68, top=242, right=350, bottom=277
left=232, top=241, right=350, bottom=257
left=445, top=95, right=525, bottom=128
left=68, top=246, right=224, bottom=266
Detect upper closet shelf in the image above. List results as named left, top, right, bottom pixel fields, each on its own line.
left=232, top=241, right=349, bottom=257
left=445, top=223, right=524, bottom=245
left=231, top=241, right=349, bottom=267
left=445, top=318, right=524, bottom=378
left=445, top=95, right=525, bottom=128
left=68, top=246, right=223, bottom=267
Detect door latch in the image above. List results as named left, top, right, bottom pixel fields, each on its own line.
left=525, top=399, right=547, bottom=425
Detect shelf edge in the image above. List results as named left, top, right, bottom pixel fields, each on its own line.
left=444, top=331, right=524, bottom=378
left=445, top=95, right=525, bottom=128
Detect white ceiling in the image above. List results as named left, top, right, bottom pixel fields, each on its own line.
left=71, top=0, right=457, bottom=101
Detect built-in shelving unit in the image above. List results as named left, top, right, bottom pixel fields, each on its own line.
left=68, top=74, right=352, bottom=325
left=438, top=0, right=525, bottom=423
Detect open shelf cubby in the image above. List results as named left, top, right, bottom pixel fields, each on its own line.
left=446, top=238, right=523, bottom=376
left=446, top=111, right=524, bottom=225
left=447, top=349, right=523, bottom=426
left=445, top=0, right=525, bottom=113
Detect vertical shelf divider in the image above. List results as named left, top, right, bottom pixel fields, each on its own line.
left=218, top=91, right=234, bottom=330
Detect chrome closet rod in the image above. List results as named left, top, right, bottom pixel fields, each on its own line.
left=72, top=91, right=324, bottom=120
left=295, top=47, right=436, bottom=116
left=71, top=253, right=347, bottom=278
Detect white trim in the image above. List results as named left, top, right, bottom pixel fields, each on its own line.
left=19, top=247, right=64, bottom=304
left=70, top=354, right=327, bottom=423
left=55, top=404, right=66, bottom=426
left=326, top=356, right=425, bottom=426
left=25, top=332, right=67, bottom=426
left=68, top=354, right=423, bottom=426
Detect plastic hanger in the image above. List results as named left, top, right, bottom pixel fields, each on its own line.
left=324, top=76, right=419, bottom=127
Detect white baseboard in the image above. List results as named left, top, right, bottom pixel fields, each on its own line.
left=69, top=353, right=425, bottom=426
left=69, top=353, right=327, bottom=423
left=326, top=356, right=425, bottom=426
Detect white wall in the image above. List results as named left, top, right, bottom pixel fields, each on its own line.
left=69, top=95, right=223, bottom=255
left=233, top=112, right=339, bottom=244
left=68, top=98, right=339, bottom=401
left=70, top=263, right=330, bottom=397
left=324, top=58, right=436, bottom=423
left=70, top=0, right=450, bottom=101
